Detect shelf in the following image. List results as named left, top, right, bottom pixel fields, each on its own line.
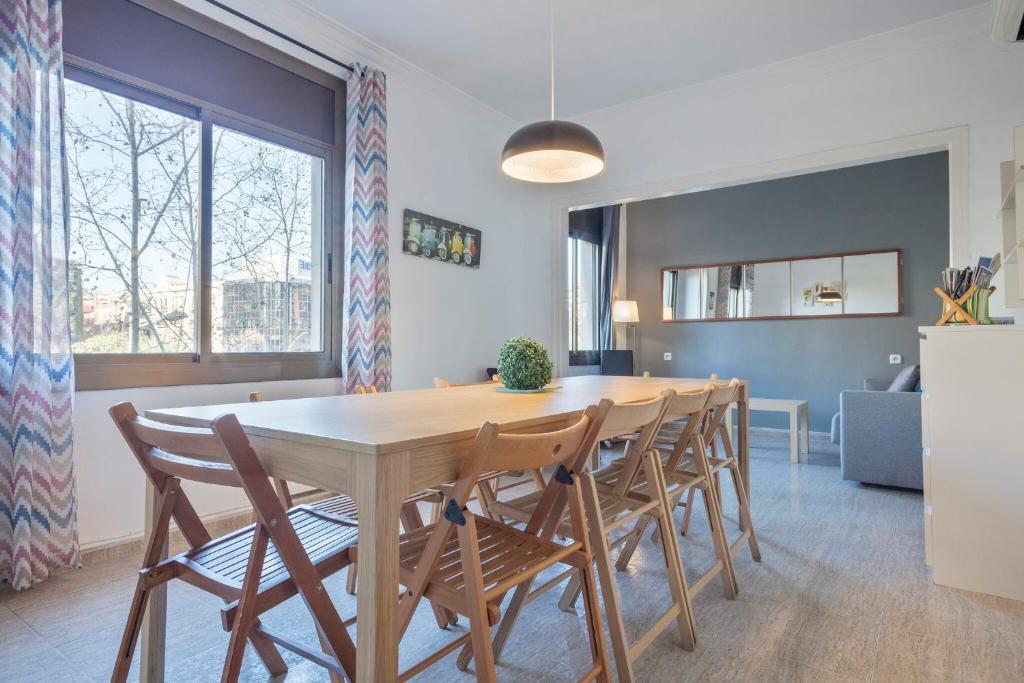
left=999, top=126, right=1024, bottom=313
left=1000, top=161, right=1022, bottom=211
left=1007, top=242, right=1020, bottom=265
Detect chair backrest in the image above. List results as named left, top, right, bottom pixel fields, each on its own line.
left=111, top=403, right=243, bottom=488
left=708, top=378, right=741, bottom=409
left=602, top=391, right=673, bottom=439
left=698, top=379, right=741, bottom=453
left=452, top=401, right=611, bottom=528
left=602, top=392, right=675, bottom=493
left=110, top=402, right=291, bottom=552
left=479, top=411, right=598, bottom=474
left=435, top=377, right=498, bottom=389
left=664, top=386, right=713, bottom=421
left=660, top=385, right=715, bottom=470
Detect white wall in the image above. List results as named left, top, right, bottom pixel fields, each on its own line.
left=75, top=379, right=343, bottom=549
left=554, top=6, right=1024, bottom=319
left=74, top=0, right=552, bottom=550
left=385, top=70, right=554, bottom=390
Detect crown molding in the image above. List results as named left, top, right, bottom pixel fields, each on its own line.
left=170, top=0, right=522, bottom=129
left=575, top=4, right=993, bottom=123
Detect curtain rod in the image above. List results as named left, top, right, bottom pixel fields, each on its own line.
left=203, top=0, right=356, bottom=74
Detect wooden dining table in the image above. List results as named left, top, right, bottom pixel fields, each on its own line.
left=142, top=374, right=750, bottom=682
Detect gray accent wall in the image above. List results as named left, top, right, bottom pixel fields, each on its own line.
left=627, top=152, right=948, bottom=432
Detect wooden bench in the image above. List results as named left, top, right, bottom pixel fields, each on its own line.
left=725, top=398, right=808, bottom=463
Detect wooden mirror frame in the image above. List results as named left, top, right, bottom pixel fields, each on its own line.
left=659, top=248, right=903, bottom=323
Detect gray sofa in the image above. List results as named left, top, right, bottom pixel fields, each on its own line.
left=831, top=371, right=923, bottom=490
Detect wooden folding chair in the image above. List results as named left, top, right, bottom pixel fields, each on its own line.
left=678, top=379, right=761, bottom=563
left=248, top=391, right=453, bottom=627
left=392, top=404, right=612, bottom=682
left=109, top=403, right=358, bottom=683
left=485, top=392, right=700, bottom=681
left=433, top=377, right=547, bottom=518
left=610, top=385, right=740, bottom=601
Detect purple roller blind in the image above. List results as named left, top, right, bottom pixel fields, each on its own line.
left=63, top=0, right=337, bottom=145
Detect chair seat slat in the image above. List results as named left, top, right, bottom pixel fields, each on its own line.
left=178, top=508, right=357, bottom=588
left=399, top=517, right=567, bottom=596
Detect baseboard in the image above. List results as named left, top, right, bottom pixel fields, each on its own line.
left=748, top=426, right=832, bottom=442
left=80, top=507, right=257, bottom=565
left=79, top=490, right=337, bottom=565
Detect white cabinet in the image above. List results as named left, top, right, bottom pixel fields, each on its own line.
left=919, top=325, right=1024, bottom=601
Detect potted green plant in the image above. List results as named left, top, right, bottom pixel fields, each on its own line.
left=496, top=337, right=553, bottom=391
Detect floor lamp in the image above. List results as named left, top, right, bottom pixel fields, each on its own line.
left=612, top=300, right=639, bottom=375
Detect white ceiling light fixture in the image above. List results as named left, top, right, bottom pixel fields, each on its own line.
left=501, top=1, right=605, bottom=183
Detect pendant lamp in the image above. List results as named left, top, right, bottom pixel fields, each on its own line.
left=501, top=2, right=605, bottom=183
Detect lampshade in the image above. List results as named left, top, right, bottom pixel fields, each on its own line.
left=612, top=300, right=640, bottom=323
left=501, top=120, right=605, bottom=183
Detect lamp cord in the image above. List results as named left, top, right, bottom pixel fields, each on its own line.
left=549, top=0, right=555, bottom=121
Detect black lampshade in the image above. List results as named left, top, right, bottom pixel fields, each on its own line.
left=501, top=120, right=605, bottom=183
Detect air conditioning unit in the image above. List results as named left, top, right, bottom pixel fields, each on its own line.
left=992, top=0, right=1024, bottom=42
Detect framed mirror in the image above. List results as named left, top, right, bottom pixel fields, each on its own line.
left=660, top=249, right=901, bottom=322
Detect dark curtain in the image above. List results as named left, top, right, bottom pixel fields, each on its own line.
left=598, top=205, right=621, bottom=352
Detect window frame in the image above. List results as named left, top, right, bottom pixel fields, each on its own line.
left=567, top=234, right=601, bottom=367
left=66, top=56, right=345, bottom=390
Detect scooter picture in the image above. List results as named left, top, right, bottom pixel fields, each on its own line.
left=421, top=223, right=438, bottom=258
left=404, top=216, right=422, bottom=255
left=437, top=227, right=451, bottom=261
left=451, top=231, right=464, bottom=264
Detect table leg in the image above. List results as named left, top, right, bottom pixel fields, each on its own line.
left=140, top=481, right=167, bottom=683
left=800, top=403, right=810, bottom=455
left=354, top=451, right=408, bottom=683
left=788, top=409, right=799, bottom=464
left=737, top=387, right=750, bottom=527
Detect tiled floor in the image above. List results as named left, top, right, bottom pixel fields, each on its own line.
left=3, top=434, right=1023, bottom=682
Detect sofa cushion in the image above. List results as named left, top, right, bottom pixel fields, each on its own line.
left=887, top=365, right=920, bottom=393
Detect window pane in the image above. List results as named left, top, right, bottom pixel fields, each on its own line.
left=567, top=237, right=575, bottom=351
left=66, top=79, right=200, bottom=353
left=211, top=126, right=325, bottom=353
left=576, top=240, right=599, bottom=352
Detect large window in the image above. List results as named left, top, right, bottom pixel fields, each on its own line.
left=567, top=235, right=601, bottom=365
left=67, top=79, right=201, bottom=355
left=65, top=66, right=339, bottom=389
left=210, top=126, right=324, bottom=353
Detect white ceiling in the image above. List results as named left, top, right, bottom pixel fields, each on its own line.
left=300, top=0, right=983, bottom=121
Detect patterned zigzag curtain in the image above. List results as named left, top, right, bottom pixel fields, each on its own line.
left=0, top=0, right=80, bottom=590
left=342, top=64, right=391, bottom=392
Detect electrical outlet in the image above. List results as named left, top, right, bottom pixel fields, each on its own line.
left=664, top=352, right=672, bottom=361
left=889, top=354, right=903, bottom=365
